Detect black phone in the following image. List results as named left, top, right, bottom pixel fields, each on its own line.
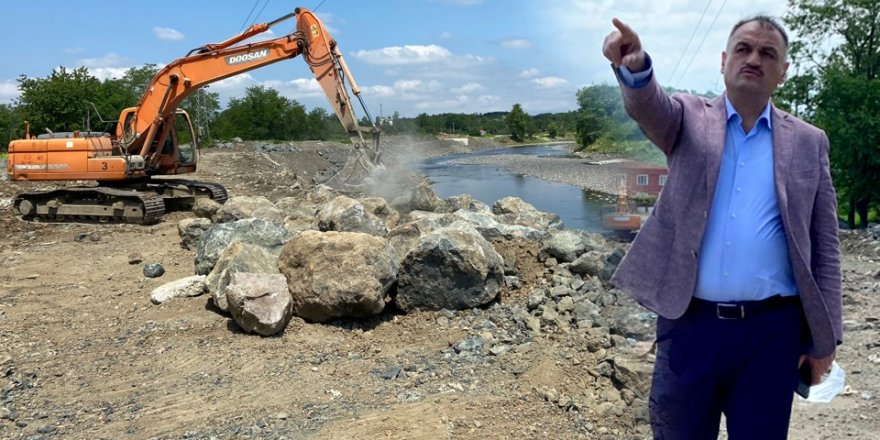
left=796, top=362, right=812, bottom=398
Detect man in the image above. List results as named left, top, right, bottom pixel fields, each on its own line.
left=603, top=16, right=842, bottom=439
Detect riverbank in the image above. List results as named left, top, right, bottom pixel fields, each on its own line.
left=448, top=152, right=627, bottom=196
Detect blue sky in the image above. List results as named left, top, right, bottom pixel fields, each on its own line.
left=0, top=0, right=787, bottom=118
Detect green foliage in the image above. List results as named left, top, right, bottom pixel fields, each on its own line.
left=0, top=103, right=23, bottom=151
left=506, top=103, right=529, bottom=141
left=213, top=85, right=309, bottom=140
left=574, top=84, right=656, bottom=160
left=547, top=122, right=559, bottom=138
left=784, top=0, right=880, bottom=227
left=17, top=67, right=101, bottom=133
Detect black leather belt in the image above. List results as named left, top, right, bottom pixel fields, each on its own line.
left=690, top=296, right=800, bottom=320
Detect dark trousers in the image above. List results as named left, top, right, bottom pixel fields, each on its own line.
left=649, top=296, right=807, bottom=439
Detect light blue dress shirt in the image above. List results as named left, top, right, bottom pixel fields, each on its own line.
left=617, top=58, right=798, bottom=301
left=694, top=99, right=798, bottom=301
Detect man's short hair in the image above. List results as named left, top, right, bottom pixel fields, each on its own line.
left=730, top=15, right=789, bottom=50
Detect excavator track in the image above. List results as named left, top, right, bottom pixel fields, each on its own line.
left=13, top=187, right=166, bottom=225
left=153, top=179, right=228, bottom=204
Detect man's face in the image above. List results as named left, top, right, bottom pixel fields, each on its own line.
left=721, top=21, right=789, bottom=100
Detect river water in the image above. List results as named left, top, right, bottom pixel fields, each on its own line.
left=417, top=143, right=616, bottom=233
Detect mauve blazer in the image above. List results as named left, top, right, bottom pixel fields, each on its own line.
left=610, top=76, right=843, bottom=357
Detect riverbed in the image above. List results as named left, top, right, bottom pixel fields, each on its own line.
left=417, top=143, right=620, bottom=232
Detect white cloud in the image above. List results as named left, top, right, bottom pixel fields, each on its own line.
left=532, top=76, right=569, bottom=88
left=363, top=85, right=396, bottom=98
left=415, top=95, right=470, bottom=110
left=153, top=26, right=185, bottom=41
left=500, top=39, right=533, bottom=49
left=287, top=78, right=324, bottom=96
left=87, top=67, right=129, bottom=81
left=315, top=12, right=342, bottom=36
left=0, top=79, right=19, bottom=103
left=519, top=68, right=540, bottom=78
left=212, top=73, right=257, bottom=91
left=393, top=79, right=422, bottom=91
left=77, top=53, right=128, bottom=68
left=451, top=82, right=486, bottom=94
left=353, top=45, right=452, bottom=65
left=478, top=95, right=501, bottom=104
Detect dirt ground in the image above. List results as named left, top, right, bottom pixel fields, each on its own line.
left=0, top=138, right=878, bottom=439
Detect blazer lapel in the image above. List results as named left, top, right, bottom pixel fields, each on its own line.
left=772, top=106, right=794, bottom=223
left=705, top=95, right=728, bottom=201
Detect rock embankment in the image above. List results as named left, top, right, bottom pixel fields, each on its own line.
left=147, top=180, right=655, bottom=437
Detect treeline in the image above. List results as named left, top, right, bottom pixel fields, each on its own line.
left=0, top=65, right=581, bottom=150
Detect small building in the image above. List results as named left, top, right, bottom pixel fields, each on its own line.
left=610, top=160, right=668, bottom=197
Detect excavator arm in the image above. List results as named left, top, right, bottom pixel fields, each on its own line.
left=118, top=7, right=379, bottom=172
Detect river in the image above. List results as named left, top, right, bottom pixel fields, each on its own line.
left=417, top=143, right=616, bottom=233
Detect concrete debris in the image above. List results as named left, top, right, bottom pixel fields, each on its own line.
left=150, top=275, right=207, bottom=304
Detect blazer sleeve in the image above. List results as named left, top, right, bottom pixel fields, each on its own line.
left=811, top=132, right=843, bottom=351
left=614, top=72, right=685, bottom=156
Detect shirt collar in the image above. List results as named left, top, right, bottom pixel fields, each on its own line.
left=724, top=96, right=773, bottom=130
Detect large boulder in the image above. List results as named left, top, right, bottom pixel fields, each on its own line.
left=274, top=197, right=319, bottom=220
left=193, top=198, right=222, bottom=219
left=315, top=196, right=387, bottom=236
left=396, top=223, right=505, bottom=312
left=278, top=231, right=399, bottom=322
left=360, top=197, right=401, bottom=230
left=493, top=196, right=562, bottom=230
left=452, top=209, right=547, bottom=241
left=212, top=196, right=284, bottom=223
left=445, top=194, right=492, bottom=214
left=541, top=230, right=594, bottom=263
left=386, top=218, right=443, bottom=263
left=178, top=217, right=213, bottom=250
left=226, top=273, right=294, bottom=336
left=195, top=218, right=293, bottom=275
left=410, top=181, right=447, bottom=212
left=206, top=241, right=280, bottom=312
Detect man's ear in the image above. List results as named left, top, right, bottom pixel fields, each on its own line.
left=721, top=51, right=728, bottom=73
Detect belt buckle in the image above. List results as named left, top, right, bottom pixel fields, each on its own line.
left=716, top=303, right=745, bottom=320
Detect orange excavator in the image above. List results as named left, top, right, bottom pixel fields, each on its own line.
left=6, top=7, right=380, bottom=224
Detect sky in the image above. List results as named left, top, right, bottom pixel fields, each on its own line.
left=0, top=0, right=788, bottom=119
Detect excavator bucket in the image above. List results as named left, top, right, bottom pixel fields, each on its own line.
left=322, top=146, right=384, bottom=193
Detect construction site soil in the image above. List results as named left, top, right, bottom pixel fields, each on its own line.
left=1, top=137, right=878, bottom=439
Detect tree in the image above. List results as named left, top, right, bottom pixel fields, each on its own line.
left=506, top=103, right=529, bottom=142
left=17, top=67, right=102, bottom=133
left=547, top=122, right=559, bottom=138
left=0, top=104, right=23, bottom=151
left=783, top=0, right=880, bottom=227
left=213, top=85, right=308, bottom=140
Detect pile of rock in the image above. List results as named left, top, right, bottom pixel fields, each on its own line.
left=153, top=182, right=629, bottom=338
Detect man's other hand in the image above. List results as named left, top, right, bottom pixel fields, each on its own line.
left=799, top=351, right=836, bottom=385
